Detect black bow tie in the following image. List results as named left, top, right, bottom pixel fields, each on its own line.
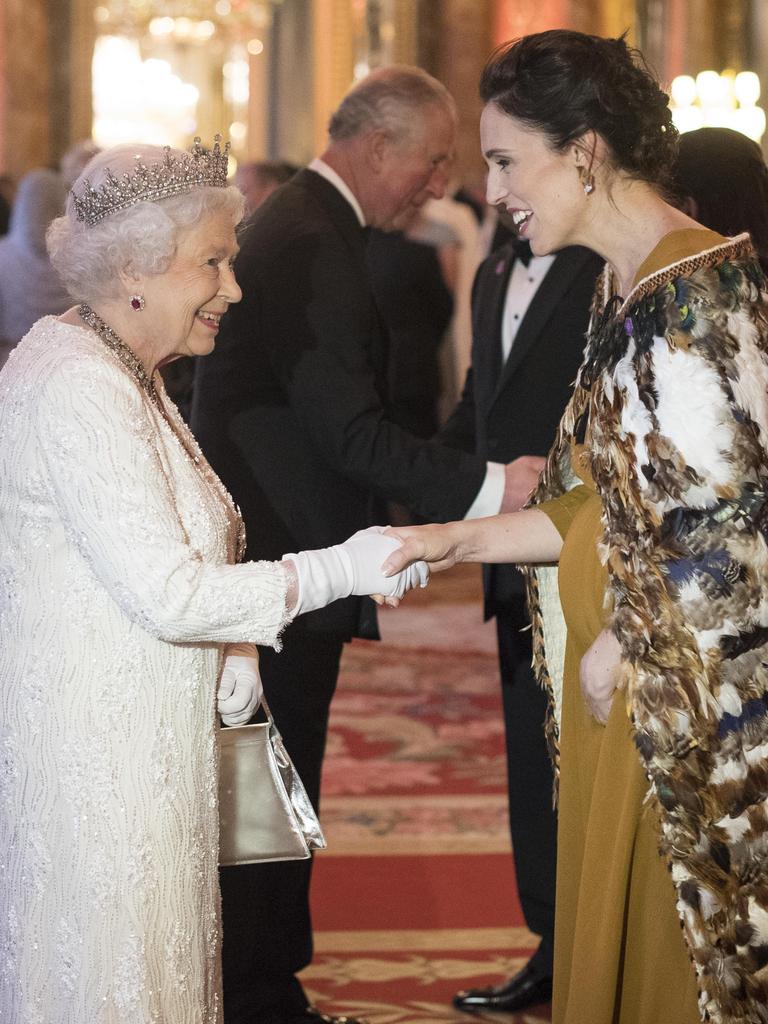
left=511, top=237, right=532, bottom=266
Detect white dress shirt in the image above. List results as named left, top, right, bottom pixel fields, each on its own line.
left=308, top=157, right=366, bottom=227
left=464, top=252, right=555, bottom=519
left=501, top=254, right=556, bottom=362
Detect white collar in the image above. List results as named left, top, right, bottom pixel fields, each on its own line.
left=308, top=157, right=366, bottom=227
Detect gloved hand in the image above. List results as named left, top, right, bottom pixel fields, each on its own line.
left=284, top=526, right=429, bottom=616
left=218, top=653, right=262, bottom=726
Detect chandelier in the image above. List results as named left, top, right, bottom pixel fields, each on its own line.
left=91, top=0, right=279, bottom=153
left=93, top=0, right=277, bottom=45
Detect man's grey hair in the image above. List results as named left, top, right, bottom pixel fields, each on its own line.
left=328, top=65, right=456, bottom=145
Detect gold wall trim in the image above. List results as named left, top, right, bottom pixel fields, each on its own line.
left=313, top=0, right=354, bottom=155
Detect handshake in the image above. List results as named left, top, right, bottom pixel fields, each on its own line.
left=217, top=527, right=427, bottom=725
left=283, top=525, right=428, bottom=616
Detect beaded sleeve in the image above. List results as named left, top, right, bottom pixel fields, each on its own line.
left=34, top=346, right=293, bottom=647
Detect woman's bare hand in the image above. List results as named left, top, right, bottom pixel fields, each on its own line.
left=382, top=523, right=463, bottom=577
left=579, top=627, right=622, bottom=724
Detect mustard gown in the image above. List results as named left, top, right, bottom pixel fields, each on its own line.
left=541, top=230, right=725, bottom=1024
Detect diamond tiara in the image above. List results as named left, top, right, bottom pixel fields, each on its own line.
left=72, top=135, right=230, bottom=227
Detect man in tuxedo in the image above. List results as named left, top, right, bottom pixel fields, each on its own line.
left=440, top=229, right=603, bottom=1014
left=191, top=67, right=541, bottom=1024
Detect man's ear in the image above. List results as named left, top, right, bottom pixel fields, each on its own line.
left=364, top=128, right=392, bottom=172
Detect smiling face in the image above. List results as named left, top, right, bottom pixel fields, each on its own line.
left=369, top=103, right=456, bottom=229
left=480, top=101, right=587, bottom=256
left=139, top=207, right=242, bottom=360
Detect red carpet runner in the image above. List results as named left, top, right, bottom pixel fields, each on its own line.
left=303, top=566, right=553, bottom=1024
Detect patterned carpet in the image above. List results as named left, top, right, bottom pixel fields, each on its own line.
left=303, top=566, right=552, bottom=1024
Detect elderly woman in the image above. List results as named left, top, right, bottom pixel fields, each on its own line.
left=0, top=140, right=423, bottom=1022
left=384, top=30, right=768, bottom=1024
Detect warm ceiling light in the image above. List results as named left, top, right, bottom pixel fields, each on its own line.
left=670, top=75, right=696, bottom=108
left=149, top=16, right=174, bottom=36
left=735, top=71, right=761, bottom=107
left=670, top=69, right=765, bottom=142
left=229, top=120, right=247, bottom=142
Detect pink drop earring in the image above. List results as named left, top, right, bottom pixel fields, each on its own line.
left=129, top=295, right=145, bottom=311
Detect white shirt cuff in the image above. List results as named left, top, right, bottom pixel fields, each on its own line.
left=464, top=461, right=505, bottom=519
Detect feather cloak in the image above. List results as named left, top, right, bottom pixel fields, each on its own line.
left=527, top=234, right=768, bottom=1023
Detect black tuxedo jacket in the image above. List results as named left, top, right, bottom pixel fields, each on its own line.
left=439, top=242, right=604, bottom=617
left=192, top=169, right=485, bottom=637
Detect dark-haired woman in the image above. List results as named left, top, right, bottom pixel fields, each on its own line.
left=674, top=125, right=768, bottom=273
left=383, top=29, right=768, bottom=1024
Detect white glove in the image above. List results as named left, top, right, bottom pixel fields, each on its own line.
left=218, top=653, right=262, bottom=726
left=284, top=526, right=429, bottom=616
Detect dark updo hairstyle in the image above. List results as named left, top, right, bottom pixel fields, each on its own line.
left=479, top=29, right=679, bottom=194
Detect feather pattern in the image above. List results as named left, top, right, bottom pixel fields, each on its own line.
left=526, top=236, right=768, bottom=1023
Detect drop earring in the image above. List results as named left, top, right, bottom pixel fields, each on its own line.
left=129, top=295, right=145, bottom=311
left=579, top=168, right=595, bottom=195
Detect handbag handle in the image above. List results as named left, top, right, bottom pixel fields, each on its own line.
left=250, top=691, right=286, bottom=740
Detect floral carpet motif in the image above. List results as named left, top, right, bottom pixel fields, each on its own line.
left=305, top=566, right=552, bottom=1023
left=301, top=998, right=551, bottom=1024
left=322, top=642, right=508, bottom=798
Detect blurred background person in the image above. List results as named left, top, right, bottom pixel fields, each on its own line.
left=367, top=205, right=456, bottom=440
left=0, top=173, right=13, bottom=236
left=673, top=126, right=768, bottom=271
left=0, top=168, right=70, bottom=369
left=422, top=183, right=482, bottom=416
left=235, top=159, right=299, bottom=217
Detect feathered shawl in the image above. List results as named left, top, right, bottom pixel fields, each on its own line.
left=527, top=234, right=768, bottom=1023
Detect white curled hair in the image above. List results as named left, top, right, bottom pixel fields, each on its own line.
left=47, top=143, right=245, bottom=303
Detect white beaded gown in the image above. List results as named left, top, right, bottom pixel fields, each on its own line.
left=0, top=318, right=292, bottom=1023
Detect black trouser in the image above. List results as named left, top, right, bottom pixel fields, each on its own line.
left=496, top=600, right=557, bottom=978
left=220, top=630, right=345, bottom=1024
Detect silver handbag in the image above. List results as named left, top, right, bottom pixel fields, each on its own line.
left=218, top=695, right=327, bottom=865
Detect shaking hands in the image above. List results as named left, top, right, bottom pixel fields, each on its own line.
left=284, top=526, right=429, bottom=615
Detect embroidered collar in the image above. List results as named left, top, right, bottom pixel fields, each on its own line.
left=601, top=232, right=754, bottom=317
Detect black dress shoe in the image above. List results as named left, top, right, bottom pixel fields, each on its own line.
left=290, top=1007, right=369, bottom=1024
left=453, top=963, right=553, bottom=1014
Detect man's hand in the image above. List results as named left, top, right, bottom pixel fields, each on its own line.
left=500, top=456, right=546, bottom=513
left=579, top=628, right=622, bottom=724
